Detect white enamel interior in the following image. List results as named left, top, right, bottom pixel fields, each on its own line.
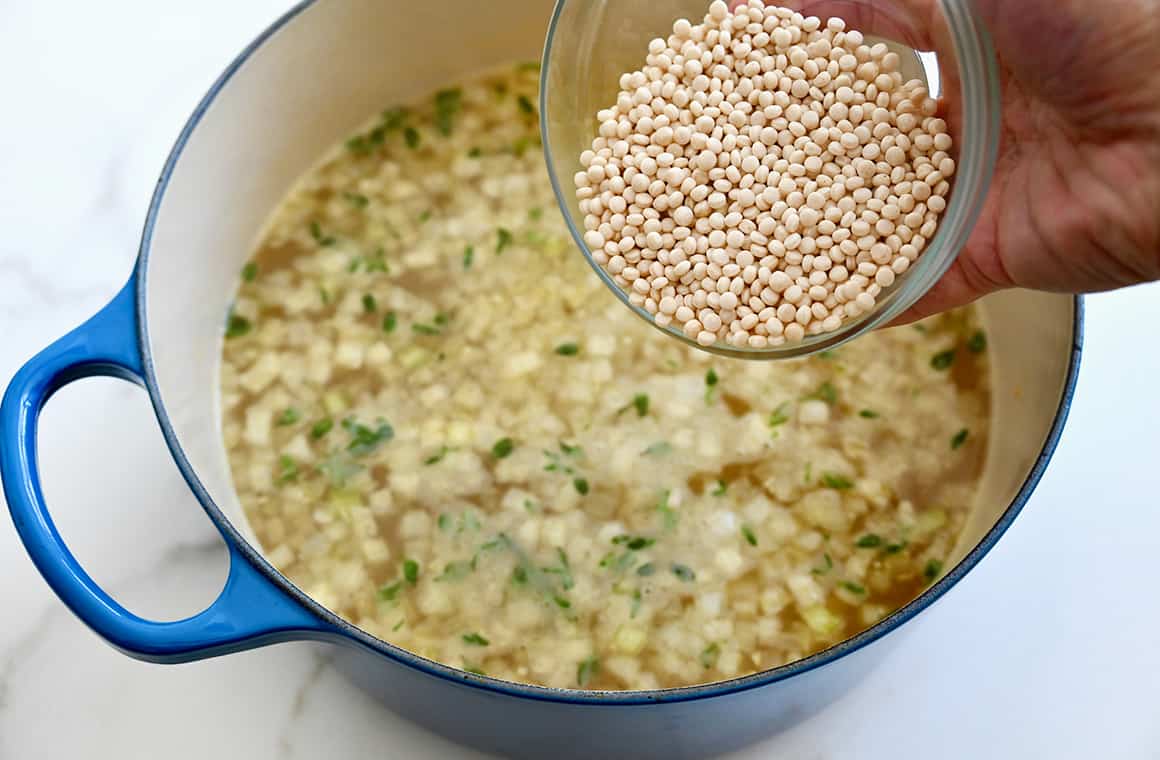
left=142, top=0, right=1075, bottom=579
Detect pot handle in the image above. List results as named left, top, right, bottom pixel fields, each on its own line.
left=1, top=277, right=333, bottom=663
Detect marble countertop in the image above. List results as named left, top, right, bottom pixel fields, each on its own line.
left=2, top=3, right=1158, bottom=758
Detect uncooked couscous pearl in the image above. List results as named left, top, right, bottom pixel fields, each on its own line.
left=578, top=2, right=954, bottom=348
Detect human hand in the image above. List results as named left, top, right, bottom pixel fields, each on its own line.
left=903, top=0, right=1160, bottom=321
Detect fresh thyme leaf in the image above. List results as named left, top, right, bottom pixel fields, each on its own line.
left=821, top=473, right=854, bottom=490
left=931, top=349, right=956, bottom=371
left=225, top=312, right=252, bottom=339
left=951, top=428, right=969, bottom=450
left=491, top=437, right=515, bottom=459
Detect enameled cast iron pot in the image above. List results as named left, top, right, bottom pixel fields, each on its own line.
left=0, top=2, right=1081, bottom=758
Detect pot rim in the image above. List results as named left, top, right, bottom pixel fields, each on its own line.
left=133, top=0, right=1084, bottom=706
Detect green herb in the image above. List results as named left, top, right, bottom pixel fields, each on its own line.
left=511, top=565, right=529, bottom=585
left=225, top=312, right=252, bottom=339
left=403, top=126, right=421, bottom=149
left=559, top=441, right=582, bottom=457
left=923, top=559, right=944, bottom=582
left=704, top=368, right=720, bottom=404
left=967, top=330, right=988, bottom=354
left=392, top=619, right=405, bottom=632
left=276, top=454, right=298, bottom=484
left=461, top=512, right=482, bottom=533
left=856, top=534, right=883, bottom=548
left=642, top=441, right=673, bottom=457
left=382, top=311, right=397, bottom=333
left=636, top=563, right=656, bottom=577
left=438, top=513, right=452, bottom=532
left=711, top=480, right=728, bottom=497
left=528, top=207, right=544, bottom=221
left=543, top=548, right=575, bottom=590
left=632, top=393, right=650, bottom=417
left=573, top=477, right=590, bottom=495
left=554, top=595, right=572, bottom=609
left=859, top=409, right=880, bottom=419
left=378, top=581, right=402, bottom=602
left=424, top=446, right=450, bottom=466
left=362, top=293, right=377, bottom=313
left=343, top=191, right=369, bottom=208
left=436, top=560, right=473, bottom=582
left=804, top=463, right=813, bottom=484
left=700, top=643, right=721, bottom=669
left=742, top=525, right=758, bottom=546
left=463, top=245, right=475, bottom=270
left=316, top=452, right=364, bottom=487
left=277, top=408, right=300, bottom=426
left=951, top=428, right=969, bottom=450
left=345, top=135, right=370, bottom=154
left=768, top=402, right=791, bottom=428
left=612, top=535, right=656, bottom=551
left=491, top=437, right=515, bottom=459
left=884, top=541, right=908, bottom=555
left=462, top=632, right=489, bottom=646
left=807, top=381, right=838, bottom=404
left=433, top=88, right=462, bottom=136
left=577, top=656, right=600, bottom=687
left=821, top=473, right=854, bottom=490
left=812, top=553, right=834, bottom=575
left=630, top=587, right=643, bottom=618
left=310, top=418, right=334, bottom=439
left=353, top=246, right=387, bottom=273
left=412, top=322, right=442, bottom=336
left=931, top=349, right=957, bottom=371
left=342, top=418, right=395, bottom=456
left=841, top=581, right=867, bottom=595
left=403, top=559, right=420, bottom=585
left=417, top=210, right=432, bottom=224
left=381, top=106, right=408, bottom=131
left=671, top=563, right=696, bottom=583
left=555, top=342, right=580, bottom=356
left=496, top=227, right=514, bottom=254
left=309, top=220, right=337, bottom=247
left=818, top=350, right=839, bottom=360
left=517, top=94, right=536, bottom=115
left=467, top=146, right=483, bottom=158
left=463, top=664, right=487, bottom=677
left=657, top=490, right=678, bottom=530
left=319, top=287, right=333, bottom=306
left=241, top=262, right=258, bottom=282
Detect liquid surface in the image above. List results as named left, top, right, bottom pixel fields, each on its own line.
left=220, top=65, right=990, bottom=691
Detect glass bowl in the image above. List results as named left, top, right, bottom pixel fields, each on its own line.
left=540, top=0, right=1001, bottom=359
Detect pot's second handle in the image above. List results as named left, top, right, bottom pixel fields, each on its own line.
left=0, top=277, right=331, bottom=663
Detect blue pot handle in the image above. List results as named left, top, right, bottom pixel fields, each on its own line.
left=1, top=276, right=333, bottom=663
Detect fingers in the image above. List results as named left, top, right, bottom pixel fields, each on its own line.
left=888, top=257, right=1003, bottom=325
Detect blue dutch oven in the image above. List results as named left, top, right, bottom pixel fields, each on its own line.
left=1, top=1, right=1081, bottom=758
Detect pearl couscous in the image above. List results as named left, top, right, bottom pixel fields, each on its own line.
left=221, top=64, right=989, bottom=691
left=576, top=1, right=955, bottom=348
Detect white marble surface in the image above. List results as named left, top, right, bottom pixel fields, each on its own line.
left=2, top=3, right=1159, bottom=759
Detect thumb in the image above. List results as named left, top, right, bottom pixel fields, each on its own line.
left=889, top=256, right=1005, bottom=325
